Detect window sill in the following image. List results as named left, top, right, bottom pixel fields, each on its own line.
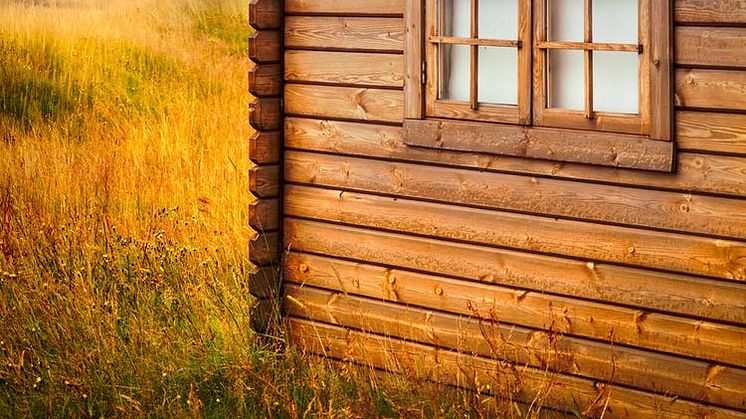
left=402, top=119, right=675, bottom=173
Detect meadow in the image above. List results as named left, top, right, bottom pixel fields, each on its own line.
left=0, top=0, right=548, bottom=417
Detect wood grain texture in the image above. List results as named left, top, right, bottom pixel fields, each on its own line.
left=649, top=0, right=673, bottom=141
left=285, top=184, right=746, bottom=284
left=285, top=17, right=403, bottom=51
left=404, top=0, right=422, bottom=119
left=249, top=97, right=282, bottom=131
left=285, top=85, right=403, bottom=123
left=285, top=0, right=405, bottom=15
left=285, top=151, right=746, bottom=239
left=249, top=30, right=281, bottom=63
left=675, top=0, right=746, bottom=24
left=677, top=111, right=746, bottom=155
left=285, top=282, right=746, bottom=410
left=676, top=69, right=746, bottom=111
left=285, top=117, right=746, bottom=197
left=288, top=319, right=746, bottom=418
left=283, top=215, right=746, bottom=326
left=249, top=165, right=281, bottom=198
left=403, top=119, right=674, bottom=172
left=282, top=223, right=746, bottom=366
left=285, top=51, right=403, bottom=87
left=249, top=0, right=281, bottom=30
left=249, top=131, right=281, bottom=164
left=249, top=63, right=282, bottom=97
left=249, top=198, right=280, bottom=231
left=249, top=231, right=280, bottom=266
left=676, top=27, right=746, bottom=69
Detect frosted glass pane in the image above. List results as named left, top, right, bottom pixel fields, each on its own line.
left=479, top=0, right=518, bottom=39
left=440, top=44, right=470, bottom=101
left=548, top=50, right=584, bottom=110
left=478, top=47, right=517, bottom=105
left=548, top=0, right=583, bottom=42
left=593, top=0, right=637, bottom=44
left=593, top=51, right=639, bottom=114
left=441, top=0, right=470, bottom=38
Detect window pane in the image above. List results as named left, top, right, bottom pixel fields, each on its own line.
left=479, top=0, right=517, bottom=40
left=548, top=50, right=584, bottom=110
left=593, top=0, right=637, bottom=44
left=439, top=44, right=470, bottom=101
left=548, top=0, right=583, bottom=42
left=440, top=0, right=470, bottom=38
left=479, top=47, right=517, bottom=105
left=593, top=51, right=639, bottom=114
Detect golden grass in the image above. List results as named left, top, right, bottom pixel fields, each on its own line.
left=0, top=0, right=261, bottom=415
left=0, top=1, right=571, bottom=416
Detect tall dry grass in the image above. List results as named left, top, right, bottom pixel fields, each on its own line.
left=0, top=0, right=261, bottom=415
left=0, top=1, right=570, bottom=417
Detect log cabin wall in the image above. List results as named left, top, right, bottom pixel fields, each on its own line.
left=256, top=0, right=746, bottom=416
left=248, top=0, right=283, bottom=332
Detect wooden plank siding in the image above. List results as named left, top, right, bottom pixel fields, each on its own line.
left=288, top=319, right=746, bottom=418
left=676, top=27, right=746, bottom=69
left=285, top=185, right=746, bottom=285
left=285, top=85, right=404, bottom=123
left=285, top=17, right=404, bottom=52
left=285, top=150, right=746, bottom=240
left=285, top=51, right=404, bottom=87
left=278, top=0, right=746, bottom=414
left=283, top=282, right=746, bottom=410
left=285, top=117, right=746, bottom=197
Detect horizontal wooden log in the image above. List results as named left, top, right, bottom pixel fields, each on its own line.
left=249, top=265, right=280, bottom=299
left=675, top=0, right=746, bottom=24
left=677, top=111, right=746, bottom=155
left=249, top=63, right=282, bottom=97
left=249, top=131, right=281, bottom=164
left=403, top=119, right=674, bottom=172
left=676, top=69, right=746, bottom=111
left=249, top=0, right=281, bottom=30
left=285, top=284, right=746, bottom=410
left=283, top=222, right=746, bottom=366
left=249, top=97, right=281, bottom=131
left=676, top=27, right=746, bottom=69
left=288, top=319, right=746, bottom=419
left=249, top=198, right=280, bottom=231
left=285, top=0, right=405, bottom=15
left=285, top=51, right=404, bottom=87
left=249, top=165, right=281, bottom=198
left=285, top=85, right=403, bottom=123
left=285, top=184, right=746, bottom=285
left=249, top=231, right=280, bottom=266
left=285, top=151, right=746, bottom=240
left=249, top=30, right=281, bottom=63
left=285, top=16, right=404, bottom=51
left=286, top=117, right=746, bottom=197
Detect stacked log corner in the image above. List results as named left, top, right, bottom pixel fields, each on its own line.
left=248, top=0, right=282, bottom=335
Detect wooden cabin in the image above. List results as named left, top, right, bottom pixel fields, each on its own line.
left=248, top=0, right=746, bottom=416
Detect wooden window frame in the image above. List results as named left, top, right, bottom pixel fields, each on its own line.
left=534, top=0, right=650, bottom=135
left=404, top=0, right=675, bottom=172
left=424, top=0, right=532, bottom=124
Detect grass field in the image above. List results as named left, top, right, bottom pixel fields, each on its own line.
left=0, top=1, right=560, bottom=417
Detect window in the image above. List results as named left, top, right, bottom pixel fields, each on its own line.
left=404, top=0, right=674, bottom=172
left=426, top=0, right=531, bottom=124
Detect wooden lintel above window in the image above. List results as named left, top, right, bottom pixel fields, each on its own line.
left=403, top=119, right=674, bottom=172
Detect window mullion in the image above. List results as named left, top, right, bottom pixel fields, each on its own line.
left=584, top=0, right=594, bottom=119
left=470, top=0, right=478, bottom=110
